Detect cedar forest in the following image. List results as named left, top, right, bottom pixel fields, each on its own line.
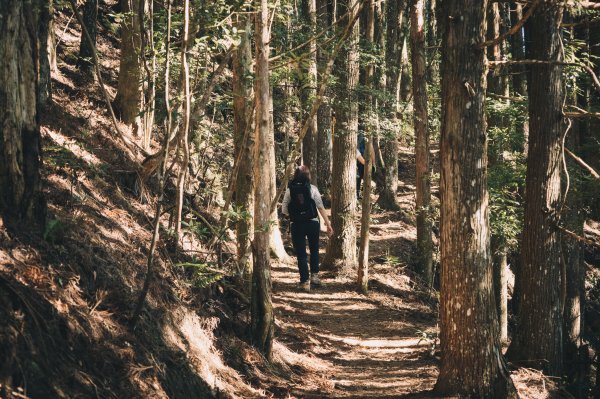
left=2, top=0, right=600, bottom=398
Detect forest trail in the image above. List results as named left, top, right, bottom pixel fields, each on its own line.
left=271, top=185, right=439, bottom=398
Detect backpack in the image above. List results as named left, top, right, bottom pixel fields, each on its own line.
left=287, top=180, right=318, bottom=223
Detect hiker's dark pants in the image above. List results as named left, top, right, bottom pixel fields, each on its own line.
left=357, top=162, right=364, bottom=198
left=291, top=220, right=320, bottom=283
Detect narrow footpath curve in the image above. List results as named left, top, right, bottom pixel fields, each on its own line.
left=272, top=206, right=439, bottom=399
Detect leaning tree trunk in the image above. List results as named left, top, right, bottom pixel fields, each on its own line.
left=411, top=0, right=433, bottom=287
left=78, top=0, right=98, bottom=77
left=506, top=0, right=565, bottom=377
left=322, top=0, right=359, bottom=272
left=434, top=0, right=517, bottom=396
left=0, top=0, right=46, bottom=225
left=233, top=16, right=255, bottom=291
left=113, top=0, right=144, bottom=135
left=251, top=0, right=274, bottom=360
left=316, top=0, right=333, bottom=200
left=302, top=0, right=319, bottom=182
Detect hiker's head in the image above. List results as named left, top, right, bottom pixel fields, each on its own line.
left=294, top=165, right=311, bottom=183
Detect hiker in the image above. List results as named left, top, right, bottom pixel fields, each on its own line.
left=282, top=165, right=332, bottom=292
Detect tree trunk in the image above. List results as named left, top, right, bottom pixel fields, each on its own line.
left=426, top=0, right=438, bottom=82
left=39, top=0, right=54, bottom=108
left=506, top=1, right=565, bottom=377
left=357, top=0, right=375, bottom=294
left=411, top=0, right=433, bottom=287
left=316, top=0, right=332, bottom=200
left=113, top=0, right=144, bottom=134
left=322, top=0, right=359, bottom=272
left=376, top=0, right=404, bottom=210
left=434, top=0, right=517, bottom=396
left=509, top=3, right=528, bottom=155
left=0, top=0, right=46, bottom=225
left=251, top=0, right=274, bottom=359
left=78, top=0, right=98, bottom=77
left=492, top=240, right=508, bottom=344
left=302, top=0, right=319, bottom=182
left=233, top=16, right=255, bottom=290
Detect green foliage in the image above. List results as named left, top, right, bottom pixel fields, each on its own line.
left=44, top=218, right=71, bottom=244
left=177, top=262, right=224, bottom=288
left=486, top=96, right=527, bottom=252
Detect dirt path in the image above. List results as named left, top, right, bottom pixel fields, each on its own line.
left=272, top=204, right=439, bottom=398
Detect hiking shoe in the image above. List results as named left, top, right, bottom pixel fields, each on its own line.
left=310, top=274, right=322, bottom=287
left=299, top=280, right=311, bottom=292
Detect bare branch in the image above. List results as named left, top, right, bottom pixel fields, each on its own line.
left=480, top=0, right=540, bottom=48
left=564, top=147, right=600, bottom=180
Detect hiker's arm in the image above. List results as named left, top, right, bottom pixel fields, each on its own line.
left=318, top=207, right=333, bottom=236
left=356, top=150, right=365, bottom=165
left=282, top=189, right=290, bottom=216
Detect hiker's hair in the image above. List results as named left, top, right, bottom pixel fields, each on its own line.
left=293, top=165, right=311, bottom=183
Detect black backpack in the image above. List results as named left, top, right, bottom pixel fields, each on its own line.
left=288, top=180, right=318, bottom=222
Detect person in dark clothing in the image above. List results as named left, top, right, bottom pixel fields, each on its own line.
left=282, top=165, right=332, bottom=292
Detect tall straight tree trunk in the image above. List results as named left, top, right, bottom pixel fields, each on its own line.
left=251, top=0, right=274, bottom=359
left=377, top=0, right=403, bottom=210
left=426, top=0, right=438, bottom=82
left=113, top=0, right=144, bottom=134
left=316, top=0, right=332, bottom=200
left=323, top=0, right=359, bottom=272
left=507, top=0, right=565, bottom=377
left=233, top=16, right=255, bottom=289
left=562, top=122, right=586, bottom=397
left=78, top=0, right=98, bottom=77
left=411, top=0, right=433, bottom=287
left=434, top=0, right=517, bottom=396
left=302, top=0, right=319, bottom=181
left=0, top=0, right=46, bottom=225
left=487, top=0, right=509, bottom=345
left=357, top=0, right=375, bottom=294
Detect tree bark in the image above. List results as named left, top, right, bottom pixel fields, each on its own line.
left=316, top=0, right=333, bottom=200
left=434, top=0, right=517, bottom=396
left=113, top=0, right=144, bottom=134
left=376, top=0, right=404, bottom=210
left=411, top=0, right=433, bottom=287
left=233, top=16, right=255, bottom=290
left=78, top=0, right=98, bottom=77
left=322, top=0, right=359, bottom=272
left=39, top=0, right=55, bottom=108
left=506, top=0, right=565, bottom=377
left=302, top=0, right=319, bottom=182
left=357, top=0, right=375, bottom=294
left=0, top=0, right=46, bottom=225
left=251, top=0, right=274, bottom=359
